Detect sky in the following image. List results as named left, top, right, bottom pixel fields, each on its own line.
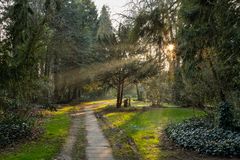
left=93, top=0, right=129, bottom=27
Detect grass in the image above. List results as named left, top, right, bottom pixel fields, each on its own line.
left=0, top=106, right=73, bottom=160
left=96, top=100, right=205, bottom=160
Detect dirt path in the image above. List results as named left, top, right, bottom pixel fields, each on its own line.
left=55, top=103, right=114, bottom=160
left=55, top=110, right=85, bottom=160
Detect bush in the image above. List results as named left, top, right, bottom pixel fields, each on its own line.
left=166, top=118, right=240, bottom=156
left=0, top=114, right=34, bottom=147
left=218, top=102, right=234, bottom=129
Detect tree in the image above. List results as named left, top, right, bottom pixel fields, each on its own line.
left=178, top=0, right=240, bottom=127
left=49, top=0, right=99, bottom=103
left=97, top=5, right=115, bottom=45
left=97, top=6, right=157, bottom=108
left=0, top=0, right=61, bottom=113
left=129, top=0, right=182, bottom=104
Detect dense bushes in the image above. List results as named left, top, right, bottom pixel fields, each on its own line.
left=0, top=114, right=34, bottom=147
left=166, top=118, right=240, bottom=156
left=218, top=102, right=234, bottom=129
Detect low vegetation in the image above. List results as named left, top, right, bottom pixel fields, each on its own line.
left=0, top=106, right=72, bottom=160
left=166, top=118, right=240, bottom=156
left=0, top=114, right=35, bottom=148
left=96, top=101, right=205, bottom=160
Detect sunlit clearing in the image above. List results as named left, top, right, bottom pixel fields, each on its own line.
left=44, top=106, right=74, bottom=116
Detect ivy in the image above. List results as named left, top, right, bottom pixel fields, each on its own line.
left=166, top=118, right=240, bottom=156
left=0, top=114, right=34, bottom=148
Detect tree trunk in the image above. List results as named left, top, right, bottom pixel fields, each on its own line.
left=116, top=82, right=122, bottom=108
left=116, top=80, right=124, bottom=108
left=44, top=52, right=51, bottom=77
left=120, top=81, right=124, bottom=106
left=53, top=56, right=60, bottom=102
left=172, top=53, right=182, bottom=104
left=208, top=58, right=226, bottom=102
left=136, top=83, right=141, bottom=101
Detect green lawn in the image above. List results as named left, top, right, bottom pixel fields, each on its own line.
left=0, top=106, right=73, bottom=160
left=99, top=101, right=204, bottom=160
left=0, top=100, right=205, bottom=160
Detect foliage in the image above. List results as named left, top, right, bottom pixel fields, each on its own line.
left=166, top=118, right=240, bottom=156
left=97, top=6, right=158, bottom=108
left=51, top=0, right=99, bottom=102
left=144, top=73, right=172, bottom=106
left=0, top=0, right=60, bottom=112
left=218, top=102, right=234, bottom=130
left=128, top=0, right=182, bottom=105
left=0, top=114, right=34, bottom=148
left=97, top=5, right=115, bottom=45
left=0, top=106, right=71, bottom=160
left=178, top=0, right=240, bottom=108
left=0, top=0, right=62, bottom=149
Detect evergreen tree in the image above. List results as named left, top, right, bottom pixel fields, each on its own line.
left=97, top=6, right=157, bottom=108
left=49, top=0, right=99, bottom=102
left=97, top=5, right=115, bottom=45
left=0, top=0, right=60, bottom=113
left=178, top=0, right=240, bottom=127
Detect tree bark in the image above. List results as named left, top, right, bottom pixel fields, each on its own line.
left=116, top=80, right=124, bottom=108
left=116, top=81, right=121, bottom=108
left=136, top=83, right=141, bottom=101
left=172, top=53, right=182, bottom=104
left=120, top=81, right=124, bottom=106
left=208, top=58, right=226, bottom=102
left=53, top=55, right=60, bottom=102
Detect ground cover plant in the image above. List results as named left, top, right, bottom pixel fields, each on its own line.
left=0, top=114, right=35, bottom=148
left=166, top=118, right=240, bottom=156
left=0, top=106, right=73, bottom=160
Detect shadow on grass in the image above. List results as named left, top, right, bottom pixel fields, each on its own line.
left=96, top=105, right=235, bottom=160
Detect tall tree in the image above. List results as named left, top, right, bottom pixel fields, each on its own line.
left=0, top=0, right=61, bottom=113
left=97, top=6, right=157, bottom=108
left=97, top=5, right=115, bottom=45
left=50, top=0, right=98, bottom=102
left=130, top=0, right=182, bottom=104
left=178, top=0, right=239, bottom=127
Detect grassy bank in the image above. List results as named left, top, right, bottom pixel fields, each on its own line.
left=96, top=100, right=207, bottom=160
left=0, top=106, right=73, bottom=160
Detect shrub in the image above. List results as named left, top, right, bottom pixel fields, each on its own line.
left=0, top=114, right=34, bottom=148
left=166, top=118, right=240, bottom=156
left=218, top=102, right=234, bottom=129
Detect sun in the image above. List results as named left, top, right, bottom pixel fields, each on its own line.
left=167, top=44, right=175, bottom=51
